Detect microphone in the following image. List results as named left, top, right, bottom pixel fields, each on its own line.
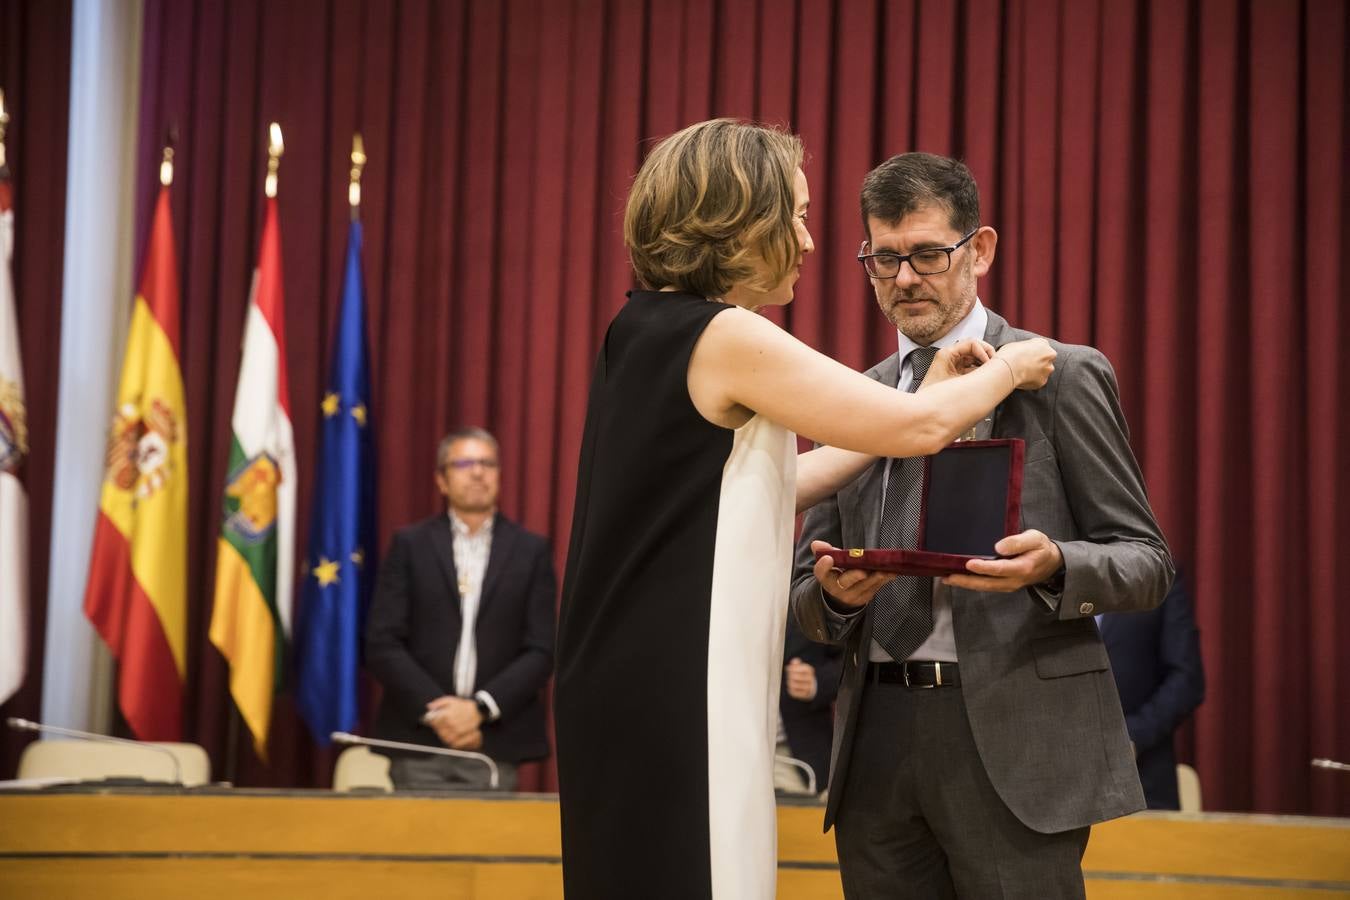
left=330, top=732, right=500, bottom=789
left=1312, top=758, right=1350, bottom=773
left=6, top=717, right=184, bottom=785
left=774, top=753, right=818, bottom=796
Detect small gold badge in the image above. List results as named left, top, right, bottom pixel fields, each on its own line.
left=848, top=549, right=865, bottom=558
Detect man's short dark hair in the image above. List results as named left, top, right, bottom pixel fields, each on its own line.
left=860, top=153, right=981, bottom=238
left=436, top=427, right=499, bottom=469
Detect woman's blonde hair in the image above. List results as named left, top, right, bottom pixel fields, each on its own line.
left=623, top=119, right=803, bottom=298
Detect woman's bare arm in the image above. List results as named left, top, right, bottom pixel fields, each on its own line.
left=686, top=307, right=1054, bottom=512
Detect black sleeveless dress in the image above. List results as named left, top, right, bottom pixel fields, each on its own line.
left=556, top=290, right=796, bottom=899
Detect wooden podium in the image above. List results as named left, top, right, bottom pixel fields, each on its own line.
left=1, top=787, right=1347, bottom=898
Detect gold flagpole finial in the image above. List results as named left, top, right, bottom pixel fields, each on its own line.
left=348, top=133, right=366, bottom=214
left=160, top=144, right=174, bottom=187
left=1, top=89, right=12, bottom=172
left=265, top=122, right=284, bottom=198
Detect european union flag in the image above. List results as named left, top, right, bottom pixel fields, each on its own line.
left=295, top=219, right=376, bottom=744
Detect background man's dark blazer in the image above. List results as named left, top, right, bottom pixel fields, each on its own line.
left=365, top=513, right=556, bottom=762
left=780, top=615, right=843, bottom=791
left=1101, top=573, right=1206, bottom=809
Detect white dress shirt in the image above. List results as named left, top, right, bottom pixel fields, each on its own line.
left=450, top=511, right=501, bottom=720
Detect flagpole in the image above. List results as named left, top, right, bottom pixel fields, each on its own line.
left=348, top=133, right=365, bottom=220
left=159, top=140, right=173, bottom=187
left=0, top=89, right=10, bottom=176
left=265, top=122, right=283, bottom=199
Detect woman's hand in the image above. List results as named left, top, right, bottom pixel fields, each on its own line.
left=920, top=339, right=996, bottom=387
left=994, top=338, right=1056, bottom=390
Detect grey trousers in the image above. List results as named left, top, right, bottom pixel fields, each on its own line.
left=389, top=753, right=519, bottom=792
left=834, top=680, right=1089, bottom=900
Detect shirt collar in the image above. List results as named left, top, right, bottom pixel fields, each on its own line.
left=896, top=299, right=988, bottom=362
left=449, top=510, right=496, bottom=538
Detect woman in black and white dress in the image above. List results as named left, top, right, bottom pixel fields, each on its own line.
left=554, top=119, right=1054, bottom=900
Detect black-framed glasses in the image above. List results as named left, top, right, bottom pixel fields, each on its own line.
left=443, top=457, right=499, bottom=471
left=857, top=228, right=980, bottom=278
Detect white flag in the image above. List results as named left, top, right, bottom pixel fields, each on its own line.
left=0, top=188, right=30, bottom=705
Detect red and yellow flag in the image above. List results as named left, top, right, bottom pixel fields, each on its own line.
left=83, top=185, right=188, bottom=741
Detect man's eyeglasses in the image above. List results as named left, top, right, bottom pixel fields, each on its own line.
left=443, top=458, right=499, bottom=471
left=857, top=228, right=980, bottom=278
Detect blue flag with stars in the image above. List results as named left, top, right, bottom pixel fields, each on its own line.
left=295, top=219, right=376, bottom=745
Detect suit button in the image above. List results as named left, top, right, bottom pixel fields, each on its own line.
left=1079, top=601, right=1095, bottom=615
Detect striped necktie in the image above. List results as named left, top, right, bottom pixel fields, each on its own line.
left=872, top=346, right=938, bottom=663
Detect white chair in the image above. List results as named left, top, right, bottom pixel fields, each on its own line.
left=332, top=745, right=393, bottom=792
left=1176, top=762, right=1202, bottom=812
left=17, top=739, right=211, bottom=786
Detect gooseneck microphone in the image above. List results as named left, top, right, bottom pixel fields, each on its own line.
left=330, top=731, right=500, bottom=789
left=6, top=717, right=184, bottom=784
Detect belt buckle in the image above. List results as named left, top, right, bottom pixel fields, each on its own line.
left=904, top=663, right=938, bottom=689
left=907, top=666, right=939, bottom=696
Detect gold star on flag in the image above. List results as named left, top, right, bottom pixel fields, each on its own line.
left=351, top=403, right=367, bottom=427
left=312, top=556, right=341, bottom=586
left=350, top=547, right=364, bottom=567
left=321, top=392, right=341, bottom=417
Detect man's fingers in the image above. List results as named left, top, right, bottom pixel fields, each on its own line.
left=813, top=554, right=836, bottom=581
left=837, top=568, right=868, bottom=590
left=856, top=571, right=896, bottom=591
left=964, top=557, right=1016, bottom=576
left=993, top=528, right=1047, bottom=557
left=943, top=572, right=1014, bottom=592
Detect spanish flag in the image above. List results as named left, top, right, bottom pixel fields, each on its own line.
left=209, top=194, right=296, bottom=757
left=83, top=184, right=187, bottom=741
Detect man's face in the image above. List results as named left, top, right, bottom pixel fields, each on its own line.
left=434, top=437, right=499, bottom=515
left=864, top=204, right=993, bottom=346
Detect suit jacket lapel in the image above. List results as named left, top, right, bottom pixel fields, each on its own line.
left=430, top=517, right=462, bottom=624
left=478, top=514, right=515, bottom=617
left=982, top=310, right=1019, bottom=437
left=858, top=352, right=901, bottom=546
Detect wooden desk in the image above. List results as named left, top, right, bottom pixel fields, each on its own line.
left=1, top=788, right=1347, bottom=898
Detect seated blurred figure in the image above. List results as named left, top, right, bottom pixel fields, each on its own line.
left=1099, top=572, right=1206, bottom=809
left=776, top=614, right=843, bottom=797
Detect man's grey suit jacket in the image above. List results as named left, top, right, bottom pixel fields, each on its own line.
left=791, top=309, right=1174, bottom=834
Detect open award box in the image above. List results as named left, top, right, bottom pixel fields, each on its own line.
left=814, top=438, right=1025, bottom=578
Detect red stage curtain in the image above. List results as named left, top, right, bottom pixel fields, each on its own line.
left=9, top=0, right=1344, bottom=815
left=0, top=0, right=72, bottom=781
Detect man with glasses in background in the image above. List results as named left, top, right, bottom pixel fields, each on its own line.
left=791, top=153, right=1173, bottom=898
left=367, top=427, right=556, bottom=791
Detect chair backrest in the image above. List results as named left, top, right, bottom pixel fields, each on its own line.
left=17, top=739, right=211, bottom=786
left=1176, top=762, right=1202, bottom=812
left=333, top=745, right=393, bottom=792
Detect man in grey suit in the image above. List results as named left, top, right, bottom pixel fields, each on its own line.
left=791, top=152, right=1173, bottom=899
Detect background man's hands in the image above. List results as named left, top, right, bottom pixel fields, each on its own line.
left=785, top=658, right=818, bottom=702
left=425, top=695, right=485, bottom=749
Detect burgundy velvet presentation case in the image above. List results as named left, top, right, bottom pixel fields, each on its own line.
left=814, top=438, right=1025, bottom=578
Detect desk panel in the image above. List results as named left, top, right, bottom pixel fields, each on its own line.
left=0, top=790, right=1345, bottom=898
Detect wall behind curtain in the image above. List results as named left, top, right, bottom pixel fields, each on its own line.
left=0, top=0, right=72, bottom=780
left=109, top=0, right=1348, bottom=813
